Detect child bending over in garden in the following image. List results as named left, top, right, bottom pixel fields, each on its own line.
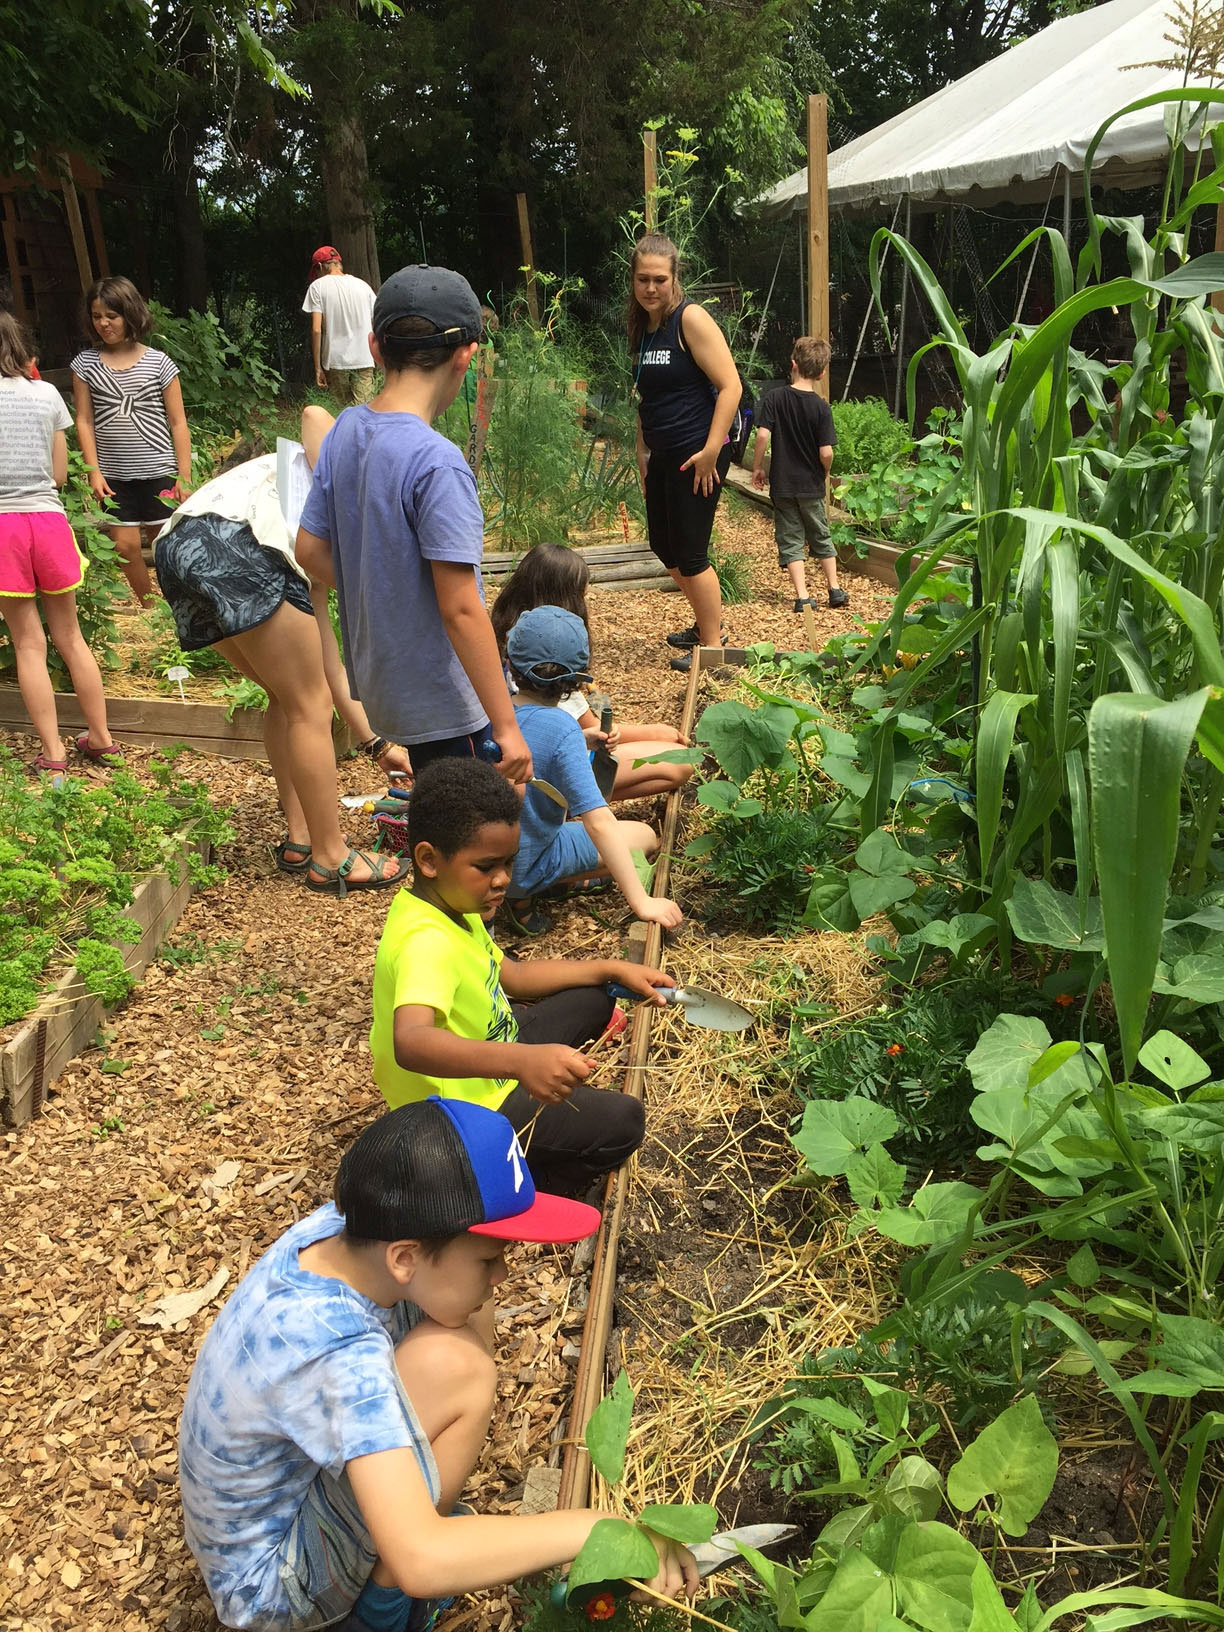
left=71, top=275, right=193, bottom=607
left=370, top=758, right=674, bottom=1194
left=0, top=312, right=121, bottom=780
left=504, top=606, right=683, bottom=933
left=752, top=337, right=849, bottom=613
left=180, top=1095, right=697, bottom=1632
left=490, top=542, right=693, bottom=802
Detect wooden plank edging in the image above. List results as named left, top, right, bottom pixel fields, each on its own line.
left=1, top=836, right=209, bottom=1127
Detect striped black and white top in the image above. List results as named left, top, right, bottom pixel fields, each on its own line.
left=70, top=347, right=179, bottom=480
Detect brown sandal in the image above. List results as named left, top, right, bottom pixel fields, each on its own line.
left=305, top=847, right=410, bottom=898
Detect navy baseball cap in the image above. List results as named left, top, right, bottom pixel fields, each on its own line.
left=506, top=605, right=593, bottom=686
left=372, top=265, right=483, bottom=347
left=337, top=1097, right=601, bottom=1244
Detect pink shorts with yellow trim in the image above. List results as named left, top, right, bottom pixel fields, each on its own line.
left=0, top=511, right=86, bottom=597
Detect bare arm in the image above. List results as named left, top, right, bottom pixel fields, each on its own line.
left=752, top=426, right=772, bottom=489
left=163, top=375, right=193, bottom=496
left=581, top=805, right=682, bottom=927
left=500, top=956, right=673, bottom=1004
left=51, top=429, right=68, bottom=488
left=392, top=1003, right=591, bottom=1103
left=679, top=304, right=741, bottom=495
left=296, top=525, right=336, bottom=588
left=821, top=442, right=834, bottom=477
left=636, top=414, right=649, bottom=492
left=72, top=376, right=112, bottom=501
left=310, top=309, right=325, bottom=387
left=347, top=1451, right=697, bottom=1603
left=431, top=561, right=532, bottom=784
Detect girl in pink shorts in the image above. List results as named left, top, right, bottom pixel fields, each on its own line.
left=0, top=313, right=120, bottom=780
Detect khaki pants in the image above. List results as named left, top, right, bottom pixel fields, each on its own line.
left=325, top=367, right=375, bottom=406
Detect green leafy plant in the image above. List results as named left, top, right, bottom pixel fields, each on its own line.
left=221, top=675, right=269, bottom=717
left=0, top=746, right=232, bottom=1025
left=710, top=544, right=753, bottom=604
left=151, top=302, right=282, bottom=471
left=829, top=396, right=912, bottom=477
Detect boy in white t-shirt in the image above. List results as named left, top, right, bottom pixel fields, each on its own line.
left=302, top=247, right=377, bottom=404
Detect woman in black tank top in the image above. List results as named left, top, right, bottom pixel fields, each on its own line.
left=628, top=234, right=742, bottom=670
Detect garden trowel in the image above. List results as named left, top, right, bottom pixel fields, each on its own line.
left=605, top=982, right=754, bottom=1031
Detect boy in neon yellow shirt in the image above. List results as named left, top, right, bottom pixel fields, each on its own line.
left=370, top=759, right=673, bottom=1191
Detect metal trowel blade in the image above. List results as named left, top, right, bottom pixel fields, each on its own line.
left=673, top=985, right=754, bottom=1031
left=690, top=1523, right=799, bottom=1577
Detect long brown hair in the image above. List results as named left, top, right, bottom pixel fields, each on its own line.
left=626, top=233, right=684, bottom=354
left=0, top=311, right=34, bottom=379
left=490, top=543, right=591, bottom=655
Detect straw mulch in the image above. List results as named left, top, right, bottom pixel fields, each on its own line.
left=0, top=495, right=896, bottom=1632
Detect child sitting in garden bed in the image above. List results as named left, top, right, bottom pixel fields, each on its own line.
left=490, top=543, right=693, bottom=803
left=179, top=1095, right=697, bottom=1631
left=503, top=605, right=684, bottom=932
left=370, top=757, right=673, bottom=1194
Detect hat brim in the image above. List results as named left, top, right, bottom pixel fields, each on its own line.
left=469, top=1192, right=601, bottom=1244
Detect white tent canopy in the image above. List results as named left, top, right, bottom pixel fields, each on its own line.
left=752, top=0, right=1218, bottom=219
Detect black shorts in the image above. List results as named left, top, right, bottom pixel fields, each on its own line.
left=106, top=476, right=178, bottom=527
left=643, top=443, right=732, bottom=577
left=154, top=516, right=314, bottom=651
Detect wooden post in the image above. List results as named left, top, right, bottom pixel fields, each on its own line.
left=1213, top=202, right=1224, bottom=317
left=515, top=192, right=540, bottom=325
left=84, top=188, right=110, bottom=277
left=806, top=94, right=830, bottom=401
left=643, top=129, right=658, bottom=231
left=53, top=152, right=93, bottom=291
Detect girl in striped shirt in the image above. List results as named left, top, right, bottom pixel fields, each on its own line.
left=71, top=276, right=192, bottom=605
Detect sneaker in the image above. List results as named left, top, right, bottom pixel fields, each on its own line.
left=828, top=588, right=850, bottom=609
left=792, top=597, right=814, bottom=614
left=665, top=622, right=701, bottom=649
left=669, top=650, right=694, bottom=673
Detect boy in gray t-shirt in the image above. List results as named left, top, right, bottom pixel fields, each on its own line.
left=297, top=266, right=531, bottom=786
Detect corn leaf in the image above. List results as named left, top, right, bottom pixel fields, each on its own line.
left=1089, top=689, right=1209, bottom=1073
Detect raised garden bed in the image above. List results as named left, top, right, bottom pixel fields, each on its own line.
left=2, top=833, right=210, bottom=1127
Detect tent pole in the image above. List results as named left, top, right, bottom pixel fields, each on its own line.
left=798, top=222, right=805, bottom=333
left=806, top=93, right=830, bottom=399
left=1062, top=168, right=1072, bottom=246
left=842, top=195, right=902, bottom=402
left=893, top=195, right=911, bottom=422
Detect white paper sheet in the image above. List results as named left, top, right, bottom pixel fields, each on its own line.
left=276, top=437, right=314, bottom=535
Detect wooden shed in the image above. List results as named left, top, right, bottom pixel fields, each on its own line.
left=0, top=154, right=112, bottom=369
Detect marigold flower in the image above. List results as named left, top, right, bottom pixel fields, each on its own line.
left=587, top=1593, right=618, bottom=1621
left=886, top=1043, right=904, bottom=1056
left=1054, top=992, right=1076, bottom=1007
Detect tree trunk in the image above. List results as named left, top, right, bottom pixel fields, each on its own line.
left=169, top=119, right=210, bottom=313
left=319, top=110, right=380, bottom=286
left=296, top=0, right=380, bottom=287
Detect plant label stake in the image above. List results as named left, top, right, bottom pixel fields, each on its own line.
left=166, top=665, right=189, bottom=701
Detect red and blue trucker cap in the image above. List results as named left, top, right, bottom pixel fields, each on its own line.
left=337, top=1096, right=601, bottom=1245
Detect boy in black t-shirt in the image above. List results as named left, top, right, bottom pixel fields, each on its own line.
left=752, top=337, right=850, bottom=612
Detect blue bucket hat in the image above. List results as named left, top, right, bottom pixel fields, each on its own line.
left=506, top=605, right=593, bottom=687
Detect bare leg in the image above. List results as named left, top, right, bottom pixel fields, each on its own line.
left=394, top=1320, right=496, bottom=1520
left=679, top=565, right=722, bottom=646
left=819, top=555, right=842, bottom=593
left=40, top=591, right=114, bottom=750
left=610, top=747, right=691, bottom=801
left=786, top=559, right=810, bottom=602
left=549, top=818, right=661, bottom=886
left=0, top=597, right=64, bottom=761
left=215, top=604, right=383, bottom=876
left=300, top=405, right=336, bottom=469
left=108, top=524, right=154, bottom=605
left=309, top=583, right=369, bottom=739
left=215, top=640, right=310, bottom=849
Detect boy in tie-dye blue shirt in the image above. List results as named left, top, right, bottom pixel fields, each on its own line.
left=179, top=1202, right=436, bottom=1629
left=175, top=1098, right=680, bottom=1632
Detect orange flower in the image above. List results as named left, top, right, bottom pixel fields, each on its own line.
left=587, top=1594, right=618, bottom=1621
left=886, top=1043, right=904, bottom=1056
left=1054, top=993, right=1076, bottom=1007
